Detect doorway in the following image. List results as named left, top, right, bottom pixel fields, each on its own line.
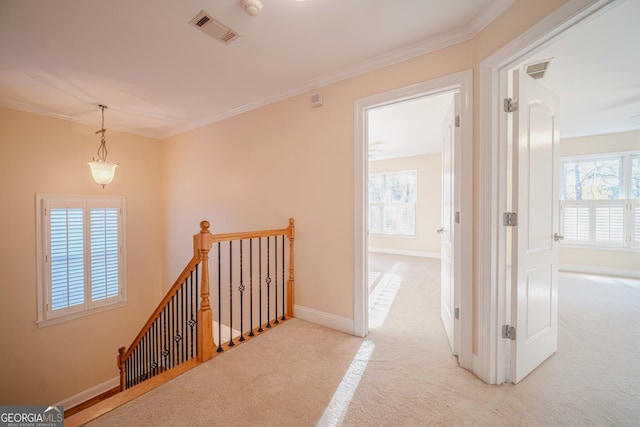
left=354, top=70, right=474, bottom=371
left=478, top=0, right=629, bottom=384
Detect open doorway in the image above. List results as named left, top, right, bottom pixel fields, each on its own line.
left=354, top=70, right=474, bottom=371
left=479, top=0, right=639, bottom=384
left=366, top=91, right=456, bottom=349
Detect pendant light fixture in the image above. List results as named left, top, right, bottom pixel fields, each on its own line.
left=87, top=104, right=118, bottom=188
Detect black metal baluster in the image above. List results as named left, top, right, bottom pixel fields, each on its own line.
left=142, top=335, right=147, bottom=381
left=157, top=318, right=161, bottom=372
left=274, top=236, right=279, bottom=325
left=145, top=330, right=150, bottom=381
left=249, top=239, right=255, bottom=337
left=169, top=299, right=174, bottom=369
left=180, top=284, right=185, bottom=363
left=189, top=269, right=195, bottom=358
left=258, top=238, right=264, bottom=332
left=134, top=347, right=138, bottom=386
left=281, top=234, right=286, bottom=321
left=150, top=323, right=155, bottom=378
left=217, top=242, right=223, bottom=352
left=172, top=294, right=178, bottom=367
left=181, top=283, right=186, bottom=363
left=162, top=308, right=169, bottom=370
left=239, top=239, right=245, bottom=342
left=195, top=263, right=200, bottom=356
left=124, top=355, right=131, bottom=389
left=266, top=236, right=271, bottom=328
left=228, top=241, right=235, bottom=347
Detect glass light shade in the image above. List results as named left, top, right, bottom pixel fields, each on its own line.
left=88, top=161, right=118, bottom=188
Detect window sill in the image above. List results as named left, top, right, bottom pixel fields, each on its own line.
left=36, top=300, right=128, bottom=328
left=560, top=244, right=640, bottom=253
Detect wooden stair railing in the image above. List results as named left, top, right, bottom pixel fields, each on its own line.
left=117, top=218, right=295, bottom=391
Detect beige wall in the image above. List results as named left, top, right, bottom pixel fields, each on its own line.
left=0, top=0, right=574, bottom=404
left=369, top=154, right=441, bottom=255
left=559, top=130, right=640, bottom=276
left=0, top=107, right=164, bottom=404
left=162, top=0, right=569, bottom=324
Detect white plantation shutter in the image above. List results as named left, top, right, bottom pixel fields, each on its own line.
left=90, top=207, right=120, bottom=302
left=383, top=205, right=399, bottom=233
left=561, top=202, right=590, bottom=243
left=594, top=202, right=625, bottom=246
left=399, top=205, right=416, bottom=235
left=49, top=206, right=85, bottom=311
left=632, top=201, right=640, bottom=248
left=38, top=195, right=126, bottom=325
left=368, top=205, right=382, bottom=233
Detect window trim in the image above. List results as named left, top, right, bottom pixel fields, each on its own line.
left=36, top=194, right=127, bottom=327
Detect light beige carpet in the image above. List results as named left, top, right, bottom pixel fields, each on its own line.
left=88, top=255, right=640, bottom=426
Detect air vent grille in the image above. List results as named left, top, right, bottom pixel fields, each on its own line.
left=189, top=10, right=240, bottom=44
left=524, top=59, right=553, bottom=80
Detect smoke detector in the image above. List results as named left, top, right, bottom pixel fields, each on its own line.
left=241, top=0, right=263, bottom=16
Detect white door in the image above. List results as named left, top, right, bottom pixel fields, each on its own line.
left=440, top=93, right=460, bottom=355
left=510, top=69, right=560, bottom=383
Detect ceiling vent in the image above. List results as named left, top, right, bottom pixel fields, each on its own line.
left=524, top=59, right=553, bottom=79
left=189, top=10, right=240, bottom=44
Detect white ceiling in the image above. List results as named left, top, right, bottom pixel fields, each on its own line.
left=368, top=0, right=640, bottom=161
left=0, top=0, right=510, bottom=139
left=2, top=0, right=638, bottom=158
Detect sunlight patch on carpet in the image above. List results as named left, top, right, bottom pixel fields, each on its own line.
left=369, top=273, right=403, bottom=330
left=316, top=340, right=376, bottom=427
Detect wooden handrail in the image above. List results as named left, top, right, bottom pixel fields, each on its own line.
left=117, top=218, right=296, bottom=391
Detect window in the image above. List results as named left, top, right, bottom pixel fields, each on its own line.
left=560, top=152, right=640, bottom=249
left=36, top=194, right=126, bottom=325
left=368, top=170, right=417, bottom=236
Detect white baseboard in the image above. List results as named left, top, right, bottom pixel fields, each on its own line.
left=56, top=376, right=119, bottom=409
left=294, top=305, right=355, bottom=335
left=369, top=248, right=441, bottom=259
left=559, top=264, right=640, bottom=280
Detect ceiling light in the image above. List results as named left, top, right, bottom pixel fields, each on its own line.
left=241, top=0, right=262, bottom=16
left=87, top=105, right=118, bottom=188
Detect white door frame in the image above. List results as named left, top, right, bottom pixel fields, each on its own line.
left=354, top=69, right=474, bottom=371
left=477, top=0, right=619, bottom=384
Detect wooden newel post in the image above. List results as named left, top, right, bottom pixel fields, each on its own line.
left=287, top=218, right=295, bottom=318
left=196, top=221, right=214, bottom=362
left=117, top=346, right=126, bottom=392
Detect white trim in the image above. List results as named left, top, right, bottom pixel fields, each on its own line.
left=56, top=376, right=119, bottom=409
left=478, top=0, right=619, bottom=385
left=354, top=69, right=474, bottom=366
left=369, top=248, right=441, bottom=259
left=559, top=264, right=640, bottom=280
left=35, top=193, right=128, bottom=327
left=294, top=305, right=354, bottom=335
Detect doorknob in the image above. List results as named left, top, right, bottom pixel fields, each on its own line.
left=553, top=233, right=564, bottom=242
left=436, top=228, right=444, bottom=234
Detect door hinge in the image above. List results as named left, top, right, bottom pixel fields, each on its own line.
left=455, top=211, right=460, bottom=224
left=454, top=308, right=460, bottom=320
left=503, top=212, right=518, bottom=227
left=502, top=325, right=516, bottom=340
left=455, top=114, right=460, bottom=127
left=504, top=97, right=519, bottom=113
